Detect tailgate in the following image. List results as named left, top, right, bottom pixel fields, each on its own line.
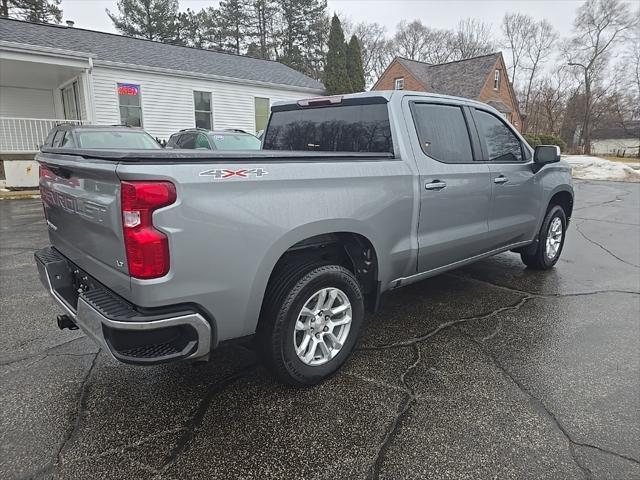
left=38, top=153, right=130, bottom=293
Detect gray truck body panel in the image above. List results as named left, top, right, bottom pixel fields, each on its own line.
left=35, top=90, right=573, bottom=355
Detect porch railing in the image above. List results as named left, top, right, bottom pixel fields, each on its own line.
left=0, top=117, right=84, bottom=153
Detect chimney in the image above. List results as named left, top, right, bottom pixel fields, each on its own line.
left=66, top=20, right=75, bottom=27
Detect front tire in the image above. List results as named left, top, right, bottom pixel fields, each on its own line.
left=521, top=205, right=567, bottom=270
left=257, top=264, right=364, bottom=386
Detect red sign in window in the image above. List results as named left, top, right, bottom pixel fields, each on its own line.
left=118, top=84, right=139, bottom=96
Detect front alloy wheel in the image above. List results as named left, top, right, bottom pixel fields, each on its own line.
left=521, top=204, right=567, bottom=269
left=545, top=217, right=563, bottom=260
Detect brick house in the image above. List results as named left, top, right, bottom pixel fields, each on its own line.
left=372, top=52, right=522, bottom=130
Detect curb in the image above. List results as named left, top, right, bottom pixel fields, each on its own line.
left=0, top=190, right=40, bottom=200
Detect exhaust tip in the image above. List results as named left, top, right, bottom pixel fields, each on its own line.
left=57, top=314, right=79, bottom=330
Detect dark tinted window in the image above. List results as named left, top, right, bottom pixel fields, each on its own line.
left=167, top=134, right=180, bottom=148
left=475, top=110, right=522, bottom=162
left=52, top=130, right=65, bottom=147
left=177, top=132, right=197, bottom=149
left=44, top=129, right=57, bottom=147
left=412, top=103, right=473, bottom=163
left=263, top=104, right=393, bottom=153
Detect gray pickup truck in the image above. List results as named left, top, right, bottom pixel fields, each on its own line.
left=34, top=91, right=573, bottom=385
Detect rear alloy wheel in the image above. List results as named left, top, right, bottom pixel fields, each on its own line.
left=258, top=264, right=364, bottom=385
left=521, top=205, right=567, bottom=270
left=293, top=287, right=353, bottom=366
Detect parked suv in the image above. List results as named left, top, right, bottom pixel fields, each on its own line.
left=35, top=91, right=573, bottom=385
left=167, top=128, right=261, bottom=150
left=43, top=124, right=161, bottom=150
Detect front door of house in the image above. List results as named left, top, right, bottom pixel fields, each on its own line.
left=61, top=81, right=80, bottom=120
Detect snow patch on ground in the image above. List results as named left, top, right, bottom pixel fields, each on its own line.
left=563, top=155, right=640, bottom=182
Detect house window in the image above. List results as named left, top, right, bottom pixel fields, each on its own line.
left=254, top=97, right=270, bottom=133
left=194, top=91, right=212, bottom=130
left=494, top=70, right=500, bottom=90
left=395, top=78, right=405, bottom=90
left=62, top=81, right=80, bottom=120
left=117, top=83, right=142, bottom=127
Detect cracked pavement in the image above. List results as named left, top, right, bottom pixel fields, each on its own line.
left=1, top=179, right=639, bottom=479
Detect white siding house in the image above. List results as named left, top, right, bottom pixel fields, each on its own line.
left=0, top=18, right=324, bottom=187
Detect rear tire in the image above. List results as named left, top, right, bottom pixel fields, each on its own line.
left=257, top=264, right=364, bottom=386
left=521, top=205, right=567, bottom=270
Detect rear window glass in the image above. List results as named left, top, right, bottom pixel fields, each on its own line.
left=263, top=104, right=393, bottom=153
left=210, top=133, right=261, bottom=150
left=76, top=131, right=161, bottom=149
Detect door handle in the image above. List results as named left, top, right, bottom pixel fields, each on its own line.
left=494, top=175, right=508, bottom=184
left=425, top=180, right=447, bottom=191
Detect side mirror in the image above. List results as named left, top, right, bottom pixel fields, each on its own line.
left=534, top=145, right=561, bottom=165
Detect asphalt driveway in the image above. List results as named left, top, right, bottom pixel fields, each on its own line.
left=1, top=180, right=638, bottom=480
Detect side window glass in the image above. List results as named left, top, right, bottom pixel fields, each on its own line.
left=61, top=132, right=75, bottom=148
left=178, top=133, right=196, bottom=149
left=475, top=110, right=523, bottom=162
left=52, top=131, right=65, bottom=147
left=195, top=134, right=210, bottom=149
left=411, top=103, right=473, bottom=163
left=44, top=129, right=57, bottom=147
left=167, top=134, right=179, bottom=148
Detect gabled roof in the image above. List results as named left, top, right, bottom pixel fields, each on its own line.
left=395, top=53, right=502, bottom=99
left=0, top=18, right=324, bottom=91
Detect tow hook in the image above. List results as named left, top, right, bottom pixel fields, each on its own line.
left=57, top=314, right=79, bottom=330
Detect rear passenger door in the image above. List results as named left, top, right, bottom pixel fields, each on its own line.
left=472, top=109, right=541, bottom=249
left=407, top=100, right=493, bottom=273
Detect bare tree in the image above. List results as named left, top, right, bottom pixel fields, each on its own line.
left=501, top=12, right=536, bottom=83
left=522, top=19, right=558, bottom=122
left=392, top=20, right=430, bottom=61
left=351, top=21, right=388, bottom=88
left=623, top=22, right=640, bottom=120
left=564, top=0, right=637, bottom=153
left=526, top=68, right=573, bottom=135
left=451, top=18, right=495, bottom=60
left=370, top=38, right=396, bottom=84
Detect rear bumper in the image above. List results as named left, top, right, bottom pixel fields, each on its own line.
left=35, top=247, right=212, bottom=365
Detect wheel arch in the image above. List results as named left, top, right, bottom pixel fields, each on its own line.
left=548, top=189, right=574, bottom=223
left=245, top=221, right=381, bottom=335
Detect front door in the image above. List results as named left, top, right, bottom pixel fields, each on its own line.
left=471, top=108, right=542, bottom=248
left=407, top=100, right=493, bottom=273
left=61, top=81, right=80, bottom=121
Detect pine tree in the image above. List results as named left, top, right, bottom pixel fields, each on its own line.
left=106, top=0, right=180, bottom=43
left=246, top=0, right=278, bottom=59
left=276, top=0, right=326, bottom=76
left=5, top=0, right=62, bottom=23
left=218, top=0, right=249, bottom=54
left=346, top=35, right=365, bottom=92
left=324, top=14, right=350, bottom=95
left=178, top=7, right=222, bottom=49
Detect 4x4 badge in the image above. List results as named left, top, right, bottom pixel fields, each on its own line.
left=199, top=168, right=268, bottom=179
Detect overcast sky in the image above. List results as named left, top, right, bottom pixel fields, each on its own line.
left=60, top=0, right=591, bottom=38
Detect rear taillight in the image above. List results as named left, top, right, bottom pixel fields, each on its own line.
left=121, top=181, right=176, bottom=279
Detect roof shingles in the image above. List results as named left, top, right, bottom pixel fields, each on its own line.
left=0, top=18, right=324, bottom=91
left=397, top=53, right=500, bottom=99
